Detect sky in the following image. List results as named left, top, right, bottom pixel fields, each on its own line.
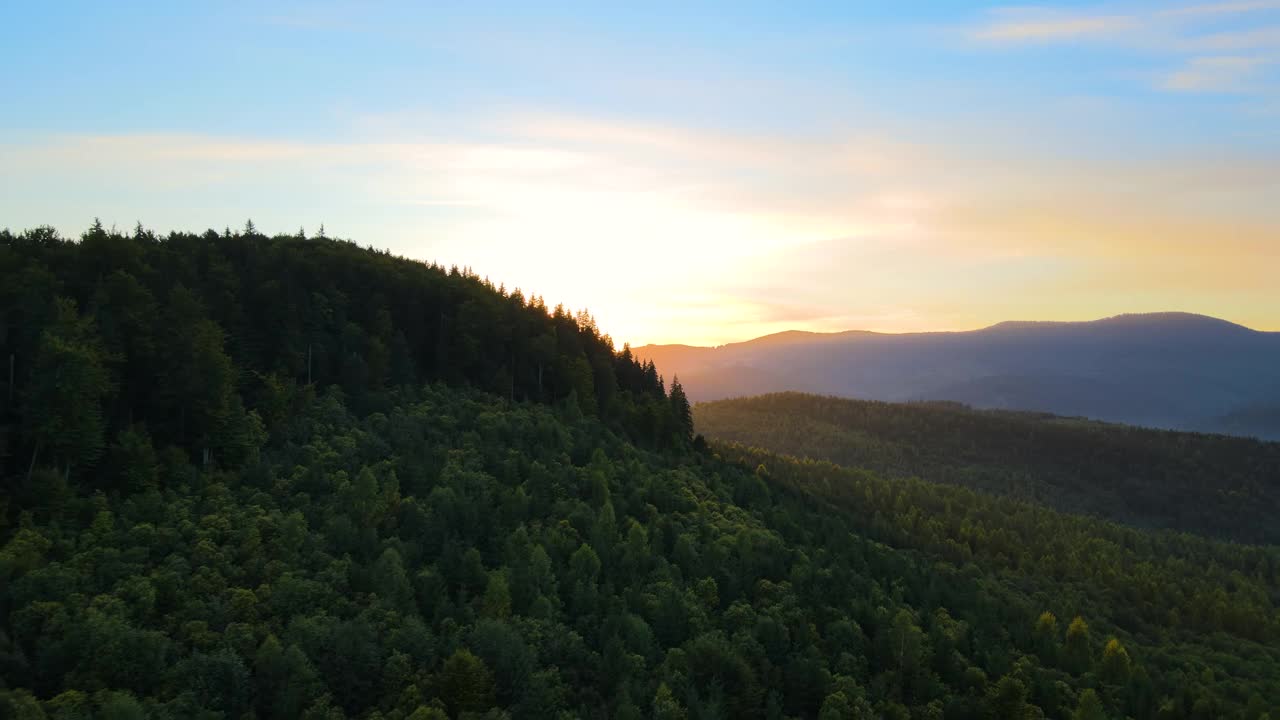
left=2, top=1, right=1278, bottom=346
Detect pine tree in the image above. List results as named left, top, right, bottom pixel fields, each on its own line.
left=24, top=297, right=113, bottom=479
left=1034, top=611, right=1059, bottom=661
left=1066, top=616, right=1092, bottom=673
left=437, top=649, right=495, bottom=716
left=161, top=285, right=237, bottom=464
left=481, top=571, right=512, bottom=619
left=1100, top=638, right=1132, bottom=683
left=653, top=682, right=688, bottom=720
left=669, top=376, right=693, bottom=443
left=1073, top=689, right=1108, bottom=720
left=372, top=548, right=414, bottom=613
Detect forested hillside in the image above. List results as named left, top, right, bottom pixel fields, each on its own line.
left=696, top=393, right=1280, bottom=544
left=0, top=221, right=689, bottom=473
left=2, top=225, right=1279, bottom=719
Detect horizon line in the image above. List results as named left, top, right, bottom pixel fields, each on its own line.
left=634, top=311, right=1276, bottom=349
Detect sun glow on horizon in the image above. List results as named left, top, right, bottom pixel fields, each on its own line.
left=2, top=2, right=1277, bottom=345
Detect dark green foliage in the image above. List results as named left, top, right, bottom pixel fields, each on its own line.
left=437, top=649, right=496, bottom=717
left=1, top=225, right=1278, bottom=718
left=22, top=298, right=114, bottom=478
left=696, top=392, right=1280, bottom=543
left=2, top=378, right=1275, bottom=717
left=1073, top=689, right=1108, bottom=720
left=668, top=377, right=693, bottom=445
left=0, top=224, right=684, bottom=484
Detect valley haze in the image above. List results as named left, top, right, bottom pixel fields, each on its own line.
left=638, top=311, right=1280, bottom=439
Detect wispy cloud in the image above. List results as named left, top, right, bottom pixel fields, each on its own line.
left=970, top=2, right=1280, bottom=96
left=3, top=107, right=1278, bottom=343
left=1160, top=1, right=1280, bottom=18
left=1162, top=55, right=1269, bottom=91
left=1188, top=25, right=1280, bottom=50
left=972, top=10, right=1138, bottom=42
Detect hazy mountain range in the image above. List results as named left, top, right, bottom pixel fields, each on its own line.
left=636, top=312, right=1280, bottom=439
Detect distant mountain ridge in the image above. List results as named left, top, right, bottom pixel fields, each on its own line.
left=636, top=312, right=1280, bottom=439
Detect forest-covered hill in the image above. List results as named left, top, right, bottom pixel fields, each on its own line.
left=1, top=225, right=1278, bottom=719
left=694, top=393, right=1280, bottom=544
left=0, top=221, right=690, bottom=470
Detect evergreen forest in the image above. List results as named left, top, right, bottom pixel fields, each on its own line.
left=1, top=225, right=1278, bottom=719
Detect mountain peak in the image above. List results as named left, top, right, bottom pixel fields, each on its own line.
left=724, top=329, right=876, bottom=349
left=983, top=312, right=1254, bottom=335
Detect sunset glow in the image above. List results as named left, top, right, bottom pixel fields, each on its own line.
left=2, top=2, right=1277, bottom=346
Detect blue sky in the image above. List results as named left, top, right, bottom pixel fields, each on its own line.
left=2, top=1, right=1278, bottom=344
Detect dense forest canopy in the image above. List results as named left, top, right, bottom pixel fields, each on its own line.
left=1, top=224, right=1278, bottom=719
left=0, top=221, right=692, bottom=470
left=694, top=393, right=1280, bottom=544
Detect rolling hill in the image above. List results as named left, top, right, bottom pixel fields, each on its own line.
left=638, top=313, right=1280, bottom=438
left=695, top=392, right=1280, bottom=544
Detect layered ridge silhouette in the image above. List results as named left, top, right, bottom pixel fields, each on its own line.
left=637, top=312, right=1280, bottom=439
